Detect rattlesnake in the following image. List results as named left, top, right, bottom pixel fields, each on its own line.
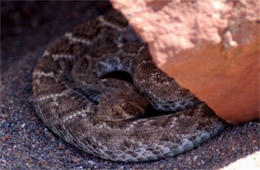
left=32, top=10, right=225, bottom=162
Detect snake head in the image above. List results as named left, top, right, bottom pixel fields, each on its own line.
left=97, top=88, right=148, bottom=122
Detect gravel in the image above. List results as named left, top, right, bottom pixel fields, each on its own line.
left=1, top=1, right=259, bottom=169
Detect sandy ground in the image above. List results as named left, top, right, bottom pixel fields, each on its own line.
left=1, top=2, right=259, bottom=169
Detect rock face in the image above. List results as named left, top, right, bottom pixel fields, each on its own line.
left=111, top=0, right=259, bottom=124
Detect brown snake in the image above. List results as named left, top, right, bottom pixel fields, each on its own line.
left=32, top=10, right=225, bottom=162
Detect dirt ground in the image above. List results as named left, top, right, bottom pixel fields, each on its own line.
left=1, top=2, right=259, bottom=169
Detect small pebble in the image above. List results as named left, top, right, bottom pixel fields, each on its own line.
left=87, top=160, right=96, bottom=167
left=21, top=123, right=26, bottom=128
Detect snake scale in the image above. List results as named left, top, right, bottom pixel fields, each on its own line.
left=32, top=10, right=225, bottom=162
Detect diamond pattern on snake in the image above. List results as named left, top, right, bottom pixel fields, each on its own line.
left=32, top=10, right=225, bottom=162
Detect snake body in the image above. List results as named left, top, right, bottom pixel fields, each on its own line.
left=32, top=10, right=225, bottom=162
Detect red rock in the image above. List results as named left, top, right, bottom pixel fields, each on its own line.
left=111, top=0, right=259, bottom=124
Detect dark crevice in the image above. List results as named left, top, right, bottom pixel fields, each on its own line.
left=101, top=71, right=133, bottom=84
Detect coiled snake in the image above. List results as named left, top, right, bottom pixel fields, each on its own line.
left=32, top=10, right=225, bottom=162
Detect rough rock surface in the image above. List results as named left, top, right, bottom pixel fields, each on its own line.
left=111, top=0, right=260, bottom=124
